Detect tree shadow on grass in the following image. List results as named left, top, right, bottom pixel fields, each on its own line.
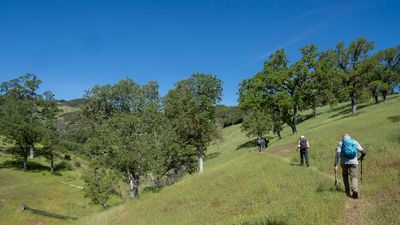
left=0, top=159, right=70, bottom=175
left=297, top=113, right=315, bottom=124
left=329, top=103, right=370, bottom=118
left=236, top=139, right=258, bottom=151
left=205, top=152, right=221, bottom=161
left=142, top=186, right=163, bottom=194
left=0, top=160, right=50, bottom=172
left=388, top=115, right=400, bottom=123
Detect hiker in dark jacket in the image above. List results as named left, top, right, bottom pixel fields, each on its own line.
left=264, top=137, right=269, bottom=148
left=334, top=134, right=366, bottom=199
left=297, top=135, right=310, bottom=167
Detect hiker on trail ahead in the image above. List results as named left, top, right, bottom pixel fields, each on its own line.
left=258, top=137, right=266, bottom=152
left=297, top=135, right=310, bottom=167
left=264, top=137, right=269, bottom=148
left=334, top=134, right=366, bottom=199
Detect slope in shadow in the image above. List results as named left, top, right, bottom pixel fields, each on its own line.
left=236, top=139, right=258, bottom=150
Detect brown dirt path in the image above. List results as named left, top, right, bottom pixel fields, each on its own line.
left=344, top=197, right=370, bottom=225
left=269, top=142, right=297, bottom=157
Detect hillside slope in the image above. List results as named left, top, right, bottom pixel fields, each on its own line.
left=70, top=95, right=400, bottom=225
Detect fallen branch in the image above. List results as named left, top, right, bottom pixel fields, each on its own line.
left=21, top=204, right=77, bottom=220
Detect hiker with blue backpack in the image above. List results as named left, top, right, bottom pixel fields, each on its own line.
left=334, top=134, right=366, bottom=199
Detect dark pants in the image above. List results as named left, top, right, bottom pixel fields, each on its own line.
left=299, top=149, right=309, bottom=166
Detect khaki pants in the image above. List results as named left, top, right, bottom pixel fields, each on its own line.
left=341, top=164, right=358, bottom=196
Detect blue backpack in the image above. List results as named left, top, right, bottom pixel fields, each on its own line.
left=342, top=139, right=357, bottom=159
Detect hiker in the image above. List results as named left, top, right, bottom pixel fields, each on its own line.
left=297, top=135, right=310, bottom=167
left=334, top=134, right=366, bottom=199
left=257, top=137, right=266, bottom=152
left=264, top=137, right=269, bottom=148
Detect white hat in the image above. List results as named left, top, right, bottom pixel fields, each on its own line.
left=342, top=134, right=351, bottom=139
left=300, top=135, right=305, bottom=139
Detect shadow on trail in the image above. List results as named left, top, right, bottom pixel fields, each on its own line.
left=236, top=139, right=258, bottom=151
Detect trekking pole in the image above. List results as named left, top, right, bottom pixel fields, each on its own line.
left=360, top=160, right=363, bottom=182
left=334, top=169, right=337, bottom=186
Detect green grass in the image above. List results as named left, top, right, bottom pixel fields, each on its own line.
left=1, top=95, right=399, bottom=225
left=0, top=150, right=124, bottom=225
left=73, top=154, right=346, bottom=225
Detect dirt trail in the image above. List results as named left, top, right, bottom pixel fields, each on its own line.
left=270, top=142, right=297, bottom=157
left=344, top=197, right=370, bottom=225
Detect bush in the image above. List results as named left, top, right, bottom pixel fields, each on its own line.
left=74, top=160, right=81, bottom=168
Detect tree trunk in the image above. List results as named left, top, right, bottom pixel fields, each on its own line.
left=313, top=94, right=317, bottom=118
left=290, top=124, right=297, bottom=134
left=23, top=154, right=28, bottom=171
left=50, top=154, right=54, bottom=173
left=128, top=170, right=140, bottom=199
left=29, top=146, right=34, bottom=159
left=198, top=156, right=204, bottom=173
left=351, top=95, right=357, bottom=114
left=291, top=104, right=298, bottom=134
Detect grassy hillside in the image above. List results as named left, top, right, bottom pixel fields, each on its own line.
left=0, top=144, right=124, bottom=225
left=69, top=95, right=400, bottom=225
left=1, top=96, right=399, bottom=225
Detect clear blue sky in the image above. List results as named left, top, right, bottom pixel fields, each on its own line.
left=1, top=0, right=399, bottom=105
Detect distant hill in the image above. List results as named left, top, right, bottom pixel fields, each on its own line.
left=216, top=105, right=243, bottom=127
left=58, top=98, right=88, bottom=108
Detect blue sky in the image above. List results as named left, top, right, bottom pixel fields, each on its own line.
left=1, top=0, right=399, bottom=105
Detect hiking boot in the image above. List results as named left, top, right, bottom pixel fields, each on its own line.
left=352, top=191, right=359, bottom=199
left=306, top=164, right=309, bottom=167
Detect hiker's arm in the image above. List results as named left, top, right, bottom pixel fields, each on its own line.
left=334, top=142, right=341, bottom=167
left=356, top=141, right=366, bottom=160
left=307, top=141, right=310, bottom=148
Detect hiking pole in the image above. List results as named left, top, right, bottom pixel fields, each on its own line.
left=334, top=168, right=337, bottom=186
left=360, top=160, right=363, bottom=182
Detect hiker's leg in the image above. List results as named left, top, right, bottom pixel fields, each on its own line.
left=304, top=149, right=309, bottom=166
left=349, top=164, right=359, bottom=194
left=342, top=165, right=350, bottom=196
left=300, top=151, right=304, bottom=165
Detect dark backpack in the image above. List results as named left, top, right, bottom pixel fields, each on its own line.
left=342, top=139, right=357, bottom=159
left=300, top=139, right=308, bottom=149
